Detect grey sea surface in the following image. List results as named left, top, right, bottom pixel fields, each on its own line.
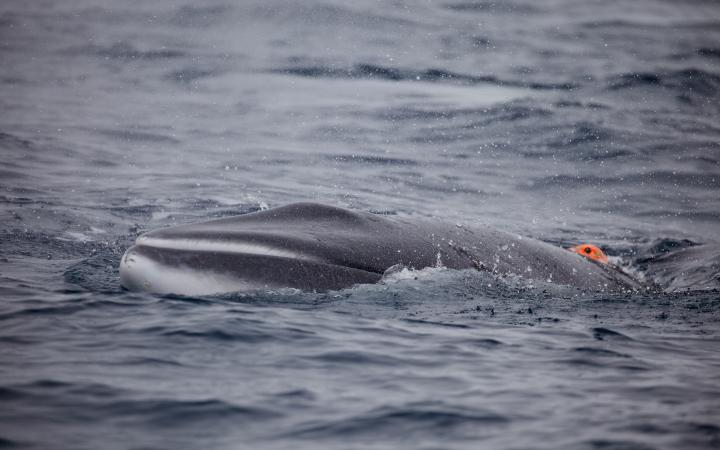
left=1, top=0, right=720, bottom=449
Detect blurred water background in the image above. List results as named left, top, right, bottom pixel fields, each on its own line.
left=1, top=0, right=719, bottom=448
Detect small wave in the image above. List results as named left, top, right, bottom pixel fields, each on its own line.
left=3, top=380, right=279, bottom=424
left=117, top=357, right=185, bottom=367
left=403, top=318, right=471, bottom=329
left=171, top=5, right=231, bottom=27
left=580, top=438, right=658, bottom=450
left=138, top=320, right=318, bottom=345
left=64, top=254, right=123, bottom=292
left=607, top=68, right=720, bottom=97
left=634, top=238, right=699, bottom=263
left=0, top=379, right=126, bottom=402
left=582, top=19, right=720, bottom=31
left=0, top=386, right=24, bottom=402
left=0, top=436, right=22, bottom=448
left=159, top=328, right=275, bottom=343
left=0, top=169, right=26, bottom=181
left=515, top=120, right=637, bottom=161
left=167, top=67, right=221, bottom=84
left=272, top=389, right=317, bottom=401
left=98, top=128, right=180, bottom=144
left=557, top=358, right=650, bottom=372
left=106, top=398, right=280, bottom=426
left=251, top=3, right=417, bottom=28
left=592, top=327, right=634, bottom=341
left=377, top=102, right=552, bottom=127
left=573, top=347, right=631, bottom=358
left=308, top=350, right=429, bottom=366
left=524, top=171, right=720, bottom=189
left=466, top=338, right=504, bottom=348
left=272, top=64, right=575, bottom=90
left=0, top=230, right=103, bottom=260
left=0, top=132, right=35, bottom=150
left=444, top=1, right=538, bottom=14
left=632, top=240, right=720, bottom=292
left=327, top=154, right=417, bottom=166
left=81, top=41, right=185, bottom=60
left=285, top=403, right=508, bottom=439
left=697, top=48, right=720, bottom=59
left=0, top=302, right=87, bottom=322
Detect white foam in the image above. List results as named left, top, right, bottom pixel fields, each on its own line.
left=380, top=265, right=449, bottom=284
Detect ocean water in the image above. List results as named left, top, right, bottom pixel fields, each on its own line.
left=1, top=0, right=720, bottom=448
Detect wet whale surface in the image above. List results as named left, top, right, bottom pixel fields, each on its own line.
left=121, top=203, right=638, bottom=294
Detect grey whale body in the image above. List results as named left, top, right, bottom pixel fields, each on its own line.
left=120, top=203, right=638, bottom=295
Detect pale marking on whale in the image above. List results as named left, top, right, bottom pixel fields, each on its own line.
left=120, top=247, right=263, bottom=295
left=137, top=237, right=324, bottom=262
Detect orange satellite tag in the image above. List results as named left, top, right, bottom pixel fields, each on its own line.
left=569, top=244, right=609, bottom=264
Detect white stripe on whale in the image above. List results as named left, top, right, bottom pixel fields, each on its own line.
left=136, top=236, right=324, bottom=263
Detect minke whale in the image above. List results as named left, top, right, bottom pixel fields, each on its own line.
left=120, top=202, right=640, bottom=295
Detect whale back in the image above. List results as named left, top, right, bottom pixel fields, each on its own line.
left=120, top=203, right=639, bottom=294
